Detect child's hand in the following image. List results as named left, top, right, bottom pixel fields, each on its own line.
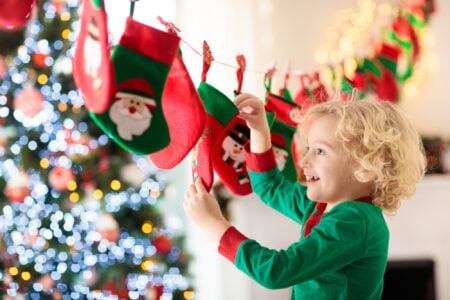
left=234, top=93, right=271, bottom=153
left=184, top=179, right=231, bottom=243
left=234, top=93, right=268, bottom=131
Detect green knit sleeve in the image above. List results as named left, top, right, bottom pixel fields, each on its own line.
left=248, top=167, right=310, bottom=224
left=234, top=206, right=369, bottom=289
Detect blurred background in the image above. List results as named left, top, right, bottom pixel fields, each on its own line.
left=1, top=0, right=449, bottom=299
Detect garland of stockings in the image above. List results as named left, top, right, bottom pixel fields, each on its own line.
left=0, top=0, right=435, bottom=196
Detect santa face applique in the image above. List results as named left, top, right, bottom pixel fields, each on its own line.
left=274, top=146, right=288, bottom=171
left=84, top=17, right=102, bottom=90
left=109, top=92, right=156, bottom=141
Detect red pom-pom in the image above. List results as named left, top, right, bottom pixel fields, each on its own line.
left=96, top=213, right=120, bottom=243
left=32, top=52, right=48, bottom=68
left=153, top=235, right=172, bottom=255
left=103, top=280, right=129, bottom=300
left=48, top=166, right=75, bottom=192
left=4, top=171, right=31, bottom=203
left=14, top=87, right=44, bottom=117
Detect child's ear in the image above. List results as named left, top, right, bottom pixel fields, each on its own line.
left=355, top=169, right=376, bottom=183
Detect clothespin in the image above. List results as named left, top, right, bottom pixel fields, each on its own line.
left=264, top=61, right=277, bottom=93
left=235, top=54, right=246, bottom=95
left=282, top=61, right=291, bottom=90
left=157, top=16, right=180, bottom=35
left=201, top=40, right=214, bottom=82
left=299, top=73, right=312, bottom=89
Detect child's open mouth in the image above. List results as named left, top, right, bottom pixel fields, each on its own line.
left=305, top=175, right=320, bottom=182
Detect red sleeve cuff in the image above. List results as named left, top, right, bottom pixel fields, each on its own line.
left=244, top=143, right=277, bottom=172
left=218, top=226, right=248, bottom=263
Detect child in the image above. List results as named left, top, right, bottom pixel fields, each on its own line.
left=184, top=93, right=426, bottom=299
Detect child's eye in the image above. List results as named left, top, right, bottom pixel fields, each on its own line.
left=316, top=148, right=326, bottom=155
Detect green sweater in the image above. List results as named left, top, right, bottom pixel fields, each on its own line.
left=218, top=148, right=389, bottom=299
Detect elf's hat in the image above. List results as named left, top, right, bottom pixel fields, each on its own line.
left=116, top=78, right=157, bottom=111
left=271, top=132, right=287, bottom=149
left=227, top=124, right=250, bottom=145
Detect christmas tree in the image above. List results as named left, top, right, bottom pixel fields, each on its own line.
left=0, top=1, right=192, bottom=299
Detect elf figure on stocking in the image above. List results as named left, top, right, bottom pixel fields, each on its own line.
left=109, top=79, right=157, bottom=141
left=221, top=124, right=250, bottom=185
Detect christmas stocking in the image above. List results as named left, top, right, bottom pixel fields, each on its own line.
left=192, top=82, right=239, bottom=192
left=375, top=42, right=401, bottom=75
left=90, top=17, right=180, bottom=155
left=265, top=92, right=299, bottom=127
left=279, top=63, right=294, bottom=101
left=279, top=87, right=294, bottom=102
left=294, top=74, right=312, bottom=112
left=270, top=119, right=297, bottom=182
left=341, top=63, right=368, bottom=100
left=149, top=52, right=206, bottom=169
left=309, top=72, right=329, bottom=103
left=73, top=0, right=114, bottom=114
left=212, top=115, right=252, bottom=196
left=0, top=0, right=34, bottom=31
left=390, top=17, right=418, bottom=81
left=365, top=57, right=399, bottom=103
left=294, top=73, right=329, bottom=115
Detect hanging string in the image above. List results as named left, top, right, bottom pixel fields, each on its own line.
left=155, top=16, right=304, bottom=77
left=180, top=39, right=247, bottom=70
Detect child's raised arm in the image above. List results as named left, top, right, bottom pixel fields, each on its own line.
left=234, top=93, right=271, bottom=154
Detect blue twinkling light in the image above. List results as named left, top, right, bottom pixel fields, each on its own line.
left=28, top=140, right=38, bottom=151
left=45, top=56, right=54, bottom=66
left=41, top=85, right=52, bottom=96
left=71, top=264, right=81, bottom=273
left=98, top=135, right=109, bottom=145
left=0, top=107, right=10, bottom=118
left=53, top=40, right=64, bottom=50
left=50, top=271, right=61, bottom=280
left=0, top=95, right=7, bottom=105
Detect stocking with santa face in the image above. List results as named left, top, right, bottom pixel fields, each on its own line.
left=90, top=17, right=180, bottom=155
left=73, top=0, right=114, bottom=113
left=191, top=82, right=239, bottom=192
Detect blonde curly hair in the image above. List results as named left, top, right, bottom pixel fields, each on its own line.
left=295, top=97, right=426, bottom=214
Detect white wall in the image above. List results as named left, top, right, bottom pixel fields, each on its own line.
left=173, top=1, right=450, bottom=299
left=386, top=175, right=450, bottom=300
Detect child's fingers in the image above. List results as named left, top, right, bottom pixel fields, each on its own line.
left=234, top=94, right=260, bottom=111
left=185, top=183, right=198, bottom=198
left=234, top=93, right=255, bottom=106
left=194, top=178, right=208, bottom=195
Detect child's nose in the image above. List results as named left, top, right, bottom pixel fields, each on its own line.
left=299, top=152, right=310, bottom=168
